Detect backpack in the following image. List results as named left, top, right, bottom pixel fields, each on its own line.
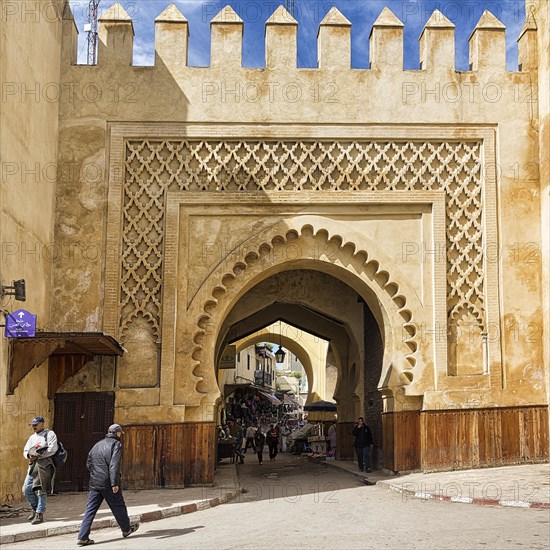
left=44, top=430, right=68, bottom=468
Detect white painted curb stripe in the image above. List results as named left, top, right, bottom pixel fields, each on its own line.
left=500, top=500, right=531, bottom=508
left=451, top=496, right=473, bottom=503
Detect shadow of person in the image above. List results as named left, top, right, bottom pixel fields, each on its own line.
left=140, top=526, right=206, bottom=539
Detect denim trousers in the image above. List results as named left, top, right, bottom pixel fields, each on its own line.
left=23, top=474, right=46, bottom=513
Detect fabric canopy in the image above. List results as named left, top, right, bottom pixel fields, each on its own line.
left=283, top=395, right=301, bottom=407
left=258, top=390, right=281, bottom=405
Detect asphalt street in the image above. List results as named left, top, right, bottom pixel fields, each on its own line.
left=4, top=453, right=549, bottom=550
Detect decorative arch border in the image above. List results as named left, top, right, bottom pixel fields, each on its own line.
left=186, top=217, right=430, bottom=408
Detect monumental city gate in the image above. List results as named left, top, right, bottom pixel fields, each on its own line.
left=1, top=0, right=548, bottom=493
left=55, top=3, right=550, bottom=486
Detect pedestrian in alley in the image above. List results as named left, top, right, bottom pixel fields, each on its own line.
left=244, top=424, right=256, bottom=453
left=327, top=421, right=337, bottom=455
left=266, top=424, right=279, bottom=460
left=254, top=426, right=266, bottom=465
left=352, top=417, right=373, bottom=472
left=22, top=416, right=58, bottom=525
left=76, top=424, right=139, bottom=546
left=234, top=420, right=245, bottom=464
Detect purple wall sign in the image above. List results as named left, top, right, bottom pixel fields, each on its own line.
left=5, top=309, right=37, bottom=338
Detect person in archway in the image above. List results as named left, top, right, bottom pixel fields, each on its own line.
left=327, top=421, right=337, bottom=456
left=233, top=420, right=245, bottom=464
left=244, top=424, right=257, bottom=453
left=266, top=424, right=279, bottom=460
left=352, top=417, right=373, bottom=472
left=254, top=427, right=266, bottom=465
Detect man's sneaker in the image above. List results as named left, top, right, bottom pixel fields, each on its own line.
left=77, top=539, right=95, bottom=546
left=30, top=512, right=43, bottom=525
left=122, top=524, right=139, bottom=538
left=27, top=510, right=36, bottom=521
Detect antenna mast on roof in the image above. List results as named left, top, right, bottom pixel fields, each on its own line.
left=85, top=0, right=101, bottom=65
left=285, top=0, right=295, bottom=17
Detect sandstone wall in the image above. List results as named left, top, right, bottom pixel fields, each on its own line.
left=1, top=0, right=547, bottom=490
left=533, top=0, right=550, bottom=410
left=49, top=3, right=547, bottom=423
left=0, top=0, right=64, bottom=503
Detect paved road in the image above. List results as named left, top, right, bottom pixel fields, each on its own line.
left=4, top=453, right=549, bottom=549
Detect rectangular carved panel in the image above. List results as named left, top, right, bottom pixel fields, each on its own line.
left=120, top=139, right=485, bottom=347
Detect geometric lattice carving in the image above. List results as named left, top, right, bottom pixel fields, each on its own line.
left=123, top=139, right=484, bottom=337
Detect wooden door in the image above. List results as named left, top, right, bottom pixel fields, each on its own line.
left=53, top=392, right=114, bottom=492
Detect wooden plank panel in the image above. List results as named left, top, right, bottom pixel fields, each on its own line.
left=455, top=410, right=476, bottom=469
left=123, top=423, right=216, bottom=489
left=48, top=354, right=90, bottom=398
left=489, top=408, right=502, bottom=465
left=184, top=422, right=215, bottom=486
left=382, top=414, right=394, bottom=470
left=500, top=408, right=521, bottom=463
left=477, top=409, right=498, bottom=466
left=394, top=412, right=420, bottom=471
left=123, top=425, right=156, bottom=489
left=535, top=408, right=549, bottom=459
left=520, top=408, right=534, bottom=461
left=422, top=406, right=548, bottom=472
left=519, top=407, right=549, bottom=461
left=158, top=424, right=185, bottom=487
left=383, top=412, right=420, bottom=472
left=422, top=411, right=452, bottom=470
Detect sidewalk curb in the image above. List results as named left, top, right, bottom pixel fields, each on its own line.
left=317, top=458, right=388, bottom=484
left=0, top=488, right=242, bottom=545
left=321, top=459, right=550, bottom=510
left=378, top=480, right=550, bottom=509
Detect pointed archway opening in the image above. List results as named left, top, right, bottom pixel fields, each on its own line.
left=220, top=322, right=320, bottom=404
left=214, top=268, right=385, bottom=464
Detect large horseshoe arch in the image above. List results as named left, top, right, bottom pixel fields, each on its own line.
left=176, top=218, right=430, bottom=421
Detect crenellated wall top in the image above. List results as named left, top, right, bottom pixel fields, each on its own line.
left=63, top=2, right=539, bottom=73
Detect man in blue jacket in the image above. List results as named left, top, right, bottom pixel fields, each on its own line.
left=76, top=424, right=139, bottom=546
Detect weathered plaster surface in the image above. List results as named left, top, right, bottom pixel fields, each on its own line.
left=49, top=3, right=547, bottom=422
left=2, top=2, right=547, bottom=487
left=0, top=0, right=63, bottom=500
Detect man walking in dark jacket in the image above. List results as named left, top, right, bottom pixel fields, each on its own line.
left=76, top=424, right=139, bottom=546
left=266, top=424, right=279, bottom=460
left=352, top=417, right=374, bottom=472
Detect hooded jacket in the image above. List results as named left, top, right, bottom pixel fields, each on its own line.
left=86, top=433, right=123, bottom=490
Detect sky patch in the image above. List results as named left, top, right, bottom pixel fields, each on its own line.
left=68, top=0, right=527, bottom=70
